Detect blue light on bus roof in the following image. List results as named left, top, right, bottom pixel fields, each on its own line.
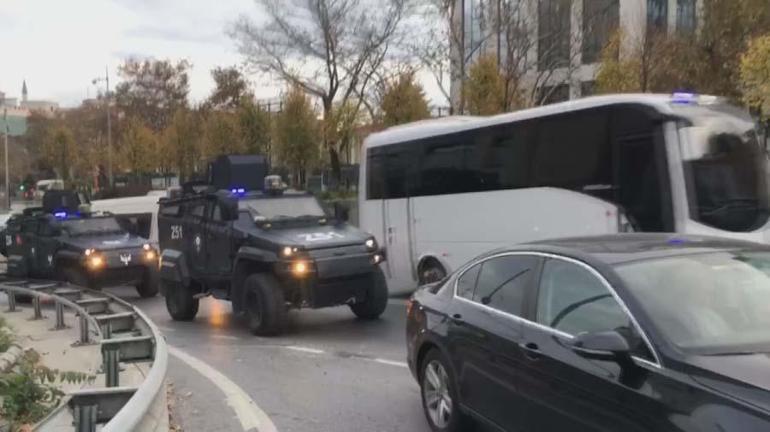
left=671, top=92, right=697, bottom=105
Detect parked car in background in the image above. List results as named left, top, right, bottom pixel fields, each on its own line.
left=407, top=234, right=770, bottom=432
left=33, top=179, right=64, bottom=199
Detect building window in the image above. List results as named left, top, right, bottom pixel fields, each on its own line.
left=647, top=0, right=668, bottom=32
left=538, top=0, right=571, bottom=70
left=582, top=0, right=619, bottom=64
left=538, top=84, right=570, bottom=105
left=676, top=0, right=697, bottom=34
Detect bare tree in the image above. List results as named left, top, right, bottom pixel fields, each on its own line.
left=229, top=0, right=407, bottom=179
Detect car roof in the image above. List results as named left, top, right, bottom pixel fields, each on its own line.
left=511, top=234, right=770, bottom=265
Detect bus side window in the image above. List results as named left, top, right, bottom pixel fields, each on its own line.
left=367, top=150, right=386, bottom=200
left=532, top=110, right=612, bottom=197
left=613, top=106, right=671, bottom=232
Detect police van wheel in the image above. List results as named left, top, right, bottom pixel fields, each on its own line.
left=135, top=271, right=159, bottom=298
left=61, top=267, right=91, bottom=289
left=350, top=268, right=388, bottom=320
left=244, top=273, right=286, bottom=336
left=164, top=280, right=199, bottom=321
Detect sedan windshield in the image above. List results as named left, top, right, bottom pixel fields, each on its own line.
left=239, top=196, right=325, bottom=220
left=677, top=105, right=770, bottom=232
left=61, top=217, right=125, bottom=236
left=615, top=251, right=770, bottom=355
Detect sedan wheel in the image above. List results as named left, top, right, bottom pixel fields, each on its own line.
left=423, top=360, right=453, bottom=429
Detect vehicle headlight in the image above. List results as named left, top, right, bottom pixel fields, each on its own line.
left=281, top=246, right=298, bottom=257
left=88, top=254, right=105, bottom=270
left=365, top=238, right=377, bottom=251
left=84, top=248, right=95, bottom=256
left=143, top=244, right=152, bottom=251
left=144, top=249, right=157, bottom=261
left=291, top=260, right=309, bottom=277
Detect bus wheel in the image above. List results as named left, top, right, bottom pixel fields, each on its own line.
left=419, top=260, right=446, bottom=286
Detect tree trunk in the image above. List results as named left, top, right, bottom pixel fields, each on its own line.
left=328, top=147, right=341, bottom=186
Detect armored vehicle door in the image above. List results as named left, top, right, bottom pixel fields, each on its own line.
left=20, top=216, right=40, bottom=275
left=204, top=197, right=235, bottom=277
left=35, top=215, right=60, bottom=277
left=184, top=199, right=209, bottom=277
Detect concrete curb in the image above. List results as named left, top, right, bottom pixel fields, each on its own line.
left=0, top=343, right=24, bottom=373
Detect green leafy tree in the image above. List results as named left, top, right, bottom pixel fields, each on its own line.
left=42, top=125, right=77, bottom=182
left=237, top=99, right=271, bottom=155
left=119, top=116, right=156, bottom=174
left=381, top=71, right=431, bottom=127
left=741, top=34, right=770, bottom=119
left=203, top=111, right=244, bottom=160
left=207, top=66, right=253, bottom=110
left=115, top=58, right=191, bottom=132
left=162, top=108, right=205, bottom=181
left=464, top=55, right=506, bottom=115
left=274, top=86, right=319, bottom=185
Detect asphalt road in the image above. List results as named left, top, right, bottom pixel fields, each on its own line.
left=106, top=286, right=431, bottom=432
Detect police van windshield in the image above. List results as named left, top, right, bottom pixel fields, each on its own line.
left=676, top=104, right=770, bottom=232
left=60, top=217, right=125, bottom=236
left=239, top=196, right=326, bottom=220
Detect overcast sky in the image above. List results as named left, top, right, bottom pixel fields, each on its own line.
left=0, top=0, right=444, bottom=108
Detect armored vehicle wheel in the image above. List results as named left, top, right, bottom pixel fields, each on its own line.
left=244, top=273, right=287, bottom=336
left=350, top=267, right=388, bottom=320
left=164, top=280, right=199, bottom=321
left=135, top=270, right=159, bottom=298
left=61, top=267, right=92, bottom=289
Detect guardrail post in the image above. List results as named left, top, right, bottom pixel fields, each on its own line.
left=32, top=295, right=43, bottom=320
left=74, top=403, right=98, bottom=432
left=6, top=289, right=17, bottom=312
left=103, top=343, right=120, bottom=387
left=103, top=321, right=112, bottom=339
left=78, top=313, right=90, bottom=345
left=54, top=301, right=66, bottom=329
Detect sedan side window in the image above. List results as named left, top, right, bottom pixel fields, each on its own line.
left=536, top=259, right=630, bottom=336
left=456, top=263, right=481, bottom=299
left=473, top=255, right=538, bottom=316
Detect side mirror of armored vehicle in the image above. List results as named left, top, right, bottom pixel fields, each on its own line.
left=219, top=195, right=240, bottom=221
left=333, top=202, right=350, bottom=222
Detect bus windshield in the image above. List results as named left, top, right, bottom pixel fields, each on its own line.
left=677, top=105, right=770, bottom=232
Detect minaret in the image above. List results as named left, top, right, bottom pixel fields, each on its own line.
left=22, top=80, right=28, bottom=103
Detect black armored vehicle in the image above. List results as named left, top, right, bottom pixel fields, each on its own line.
left=158, top=155, right=387, bottom=335
left=0, top=190, right=159, bottom=297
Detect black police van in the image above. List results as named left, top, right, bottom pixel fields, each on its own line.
left=158, top=155, right=387, bottom=335
left=0, top=190, right=159, bottom=297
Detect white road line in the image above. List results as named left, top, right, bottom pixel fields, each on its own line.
left=169, top=346, right=278, bottom=432
left=371, top=358, right=409, bottom=368
left=285, top=345, right=325, bottom=355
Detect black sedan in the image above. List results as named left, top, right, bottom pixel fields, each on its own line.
left=406, top=234, right=770, bottom=432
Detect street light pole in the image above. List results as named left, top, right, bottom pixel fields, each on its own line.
left=105, top=66, right=113, bottom=188
left=2, top=108, right=9, bottom=210
left=94, top=67, right=113, bottom=189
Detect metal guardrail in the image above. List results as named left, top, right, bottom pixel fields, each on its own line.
left=0, top=279, right=168, bottom=432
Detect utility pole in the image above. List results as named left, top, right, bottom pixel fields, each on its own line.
left=2, top=109, right=9, bottom=210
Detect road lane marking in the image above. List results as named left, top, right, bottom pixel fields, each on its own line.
left=285, top=345, right=325, bottom=355
left=168, top=346, right=278, bottom=432
left=372, top=358, right=409, bottom=368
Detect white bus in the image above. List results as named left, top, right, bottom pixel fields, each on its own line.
left=359, top=93, right=770, bottom=294
left=90, top=191, right=167, bottom=245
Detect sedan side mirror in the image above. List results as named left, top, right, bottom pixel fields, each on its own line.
left=571, top=330, right=631, bottom=362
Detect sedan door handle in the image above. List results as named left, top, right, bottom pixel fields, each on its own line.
left=520, top=342, right=542, bottom=360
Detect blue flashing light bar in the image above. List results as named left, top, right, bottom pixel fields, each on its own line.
left=230, top=187, right=247, bottom=196
left=54, top=211, right=67, bottom=219
left=668, top=238, right=686, bottom=245
left=671, top=92, right=697, bottom=105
